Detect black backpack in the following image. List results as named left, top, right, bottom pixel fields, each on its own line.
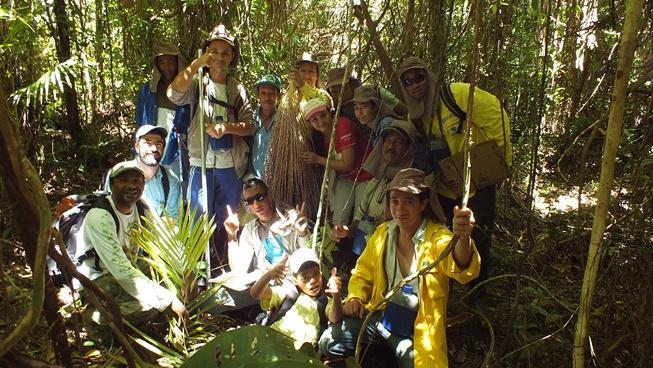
left=49, top=192, right=147, bottom=288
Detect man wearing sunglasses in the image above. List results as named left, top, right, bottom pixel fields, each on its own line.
left=205, top=177, right=309, bottom=316
left=397, top=56, right=512, bottom=296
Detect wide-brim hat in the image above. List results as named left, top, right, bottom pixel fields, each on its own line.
left=326, top=67, right=348, bottom=89
left=290, top=247, right=320, bottom=274
left=352, top=85, right=381, bottom=105
left=203, top=24, right=240, bottom=66
left=384, top=168, right=447, bottom=223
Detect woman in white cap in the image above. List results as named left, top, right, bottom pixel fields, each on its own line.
left=289, top=52, right=332, bottom=105
left=300, top=98, right=373, bottom=225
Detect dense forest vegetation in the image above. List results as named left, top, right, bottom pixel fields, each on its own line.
left=0, top=0, right=651, bottom=366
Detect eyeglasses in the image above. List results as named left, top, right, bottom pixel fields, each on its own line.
left=243, top=192, right=267, bottom=206
left=402, top=73, right=426, bottom=87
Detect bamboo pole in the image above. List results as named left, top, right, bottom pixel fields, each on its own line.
left=197, top=50, right=211, bottom=278
left=572, top=0, right=644, bottom=365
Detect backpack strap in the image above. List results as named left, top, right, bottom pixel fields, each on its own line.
left=80, top=197, right=148, bottom=271
left=264, top=284, right=301, bottom=326
left=80, top=196, right=119, bottom=272
left=440, top=83, right=466, bottom=121
left=160, top=166, right=170, bottom=208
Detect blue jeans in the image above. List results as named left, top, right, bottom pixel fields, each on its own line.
left=319, top=313, right=414, bottom=368
left=188, top=166, right=242, bottom=229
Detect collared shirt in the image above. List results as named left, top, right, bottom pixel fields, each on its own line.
left=384, top=219, right=426, bottom=291
left=142, top=166, right=181, bottom=219
left=250, top=106, right=276, bottom=179
left=228, top=206, right=308, bottom=286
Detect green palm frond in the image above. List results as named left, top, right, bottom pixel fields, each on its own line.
left=131, top=204, right=216, bottom=304
left=9, top=57, right=95, bottom=106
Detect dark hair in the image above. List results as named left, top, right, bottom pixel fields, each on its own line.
left=418, top=188, right=438, bottom=221
left=242, top=177, right=268, bottom=193
left=348, top=76, right=361, bottom=88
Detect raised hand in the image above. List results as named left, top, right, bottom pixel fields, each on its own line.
left=294, top=202, right=308, bottom=236
left=269, top=253, right=289, bottom=284
left=332, top=224, right=350, bottom=242
left=325, top=267, right=342, bottom=297
left=289, top=66, right=304, bottom=88
left=452, top=206, right=475, bottom=239
left=224, top=205, right=240, bottom=242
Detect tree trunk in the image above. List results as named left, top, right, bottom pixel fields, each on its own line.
left=0, top=86, right=50, bottom=360
left=572, top=0, right=644, bottom=365
left=52, top=0, right=83, bottom=147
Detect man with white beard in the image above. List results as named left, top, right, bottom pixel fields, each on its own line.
left=105, top=125, right=182, bottom=219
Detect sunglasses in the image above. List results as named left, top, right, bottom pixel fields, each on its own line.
left=243, top=192, right=267, bottom=206
left=402, top=73, right=427, bottom=87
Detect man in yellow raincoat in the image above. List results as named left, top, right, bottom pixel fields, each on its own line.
left=319, top=168, right=480, bottom=367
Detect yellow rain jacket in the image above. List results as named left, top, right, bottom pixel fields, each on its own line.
left=346, top=218, right=481, bottom=367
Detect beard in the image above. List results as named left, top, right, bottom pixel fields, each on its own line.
left=140, top=153, right=161, bottom=166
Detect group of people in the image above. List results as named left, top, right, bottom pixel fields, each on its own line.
left=65, top=22, right=512, bottom=367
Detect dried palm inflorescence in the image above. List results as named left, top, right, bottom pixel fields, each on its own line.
left=264, top=85, right=321, bottom=219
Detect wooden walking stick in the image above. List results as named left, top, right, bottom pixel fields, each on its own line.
left=197, top=49, right=211, bottom=280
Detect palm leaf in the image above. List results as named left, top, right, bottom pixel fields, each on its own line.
left=9, top=57, right=94, bottom=106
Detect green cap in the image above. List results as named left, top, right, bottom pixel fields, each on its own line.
left=255, top=73, right=282, bottom=92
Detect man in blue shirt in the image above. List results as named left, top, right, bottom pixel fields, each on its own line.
left=249, top=74, right=282, bottom=179
left=135, top=42, right=190, bottom=183
left=105, top=125, right=182, bottom=219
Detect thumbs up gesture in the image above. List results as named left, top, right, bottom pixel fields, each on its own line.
left=224, top=205, right=240, bottom=242
left=325, top=267, right=342, bottom=297
left=269, top=253, right=289, bottom=283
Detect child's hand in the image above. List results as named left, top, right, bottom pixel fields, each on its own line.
left=325, top=267, right=342, bottom=297
left=268, top=253, right=288, bottom=283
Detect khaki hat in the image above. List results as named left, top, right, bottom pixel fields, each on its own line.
left=290, top=247, right=320, bottom=274
left=386, top=168, right=428, bottom=195
left=110, top=160, right=144, bottom=179
left=301, top=98, right=328, bottom=120
left=326, top=67, right=348, bottom=89
left=397, top=57, right=427, bottom=78
left=153, top=42, right=180, bottom=57
left=352, top=85, right=381, bottom=105
left=203, top=24, right=240, bottom=66
left=384, top=168, right=447, bottom=223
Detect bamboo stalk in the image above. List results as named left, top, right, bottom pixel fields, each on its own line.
left=572, top=0, right=644, bottom=365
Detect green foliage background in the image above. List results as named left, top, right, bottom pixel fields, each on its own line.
left=0, top=0, right=652, bottom=366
